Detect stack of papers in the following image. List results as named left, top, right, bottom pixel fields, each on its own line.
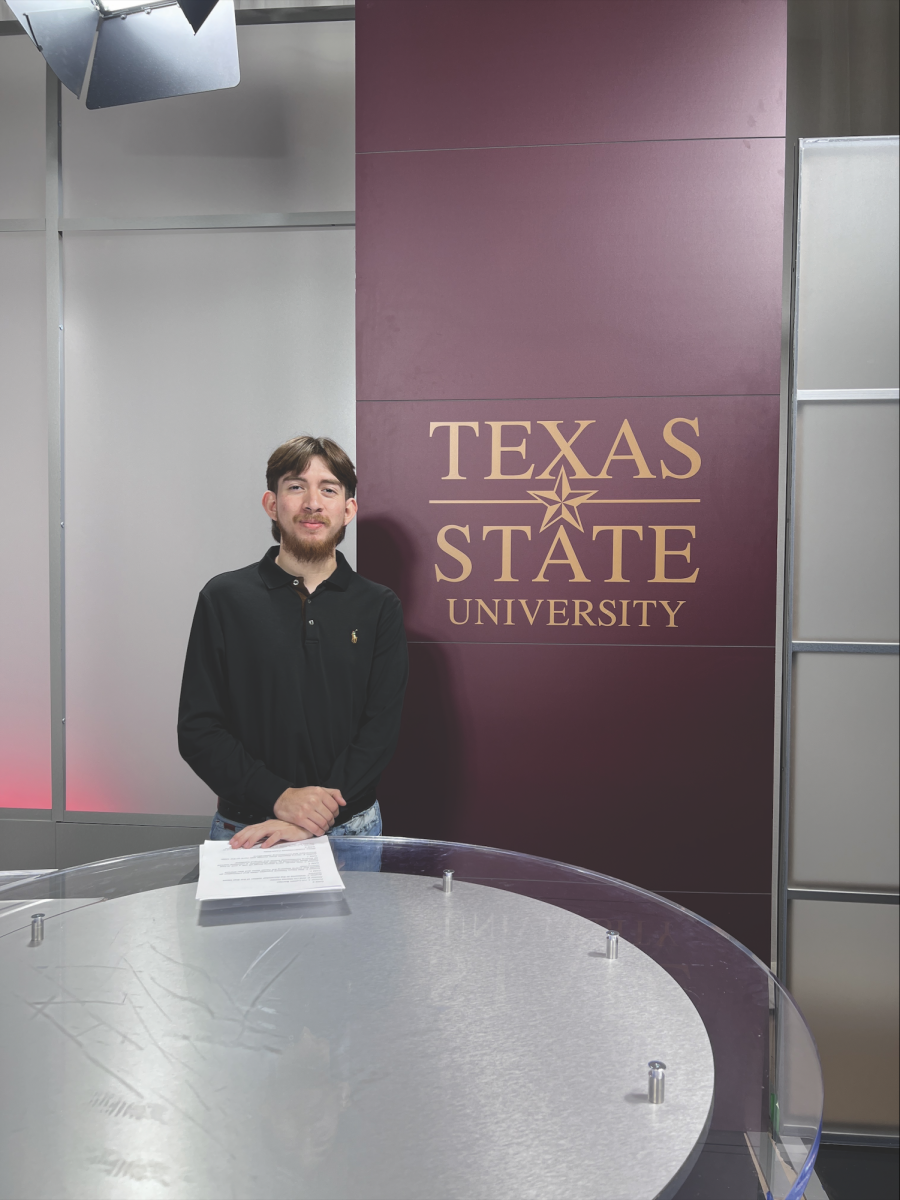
left=196, top=836, right=345, bottom=902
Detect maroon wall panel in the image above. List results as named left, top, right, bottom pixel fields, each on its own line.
left=358, top=138, right=785, bottom=402
left=374, top=641, right=775, bottom=891
left=356, top=0, right=786, bottom=963
left=358, top=0, right=787, bottom=151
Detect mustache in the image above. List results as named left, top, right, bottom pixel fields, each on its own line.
left=293, top=514, right=331, bottom=528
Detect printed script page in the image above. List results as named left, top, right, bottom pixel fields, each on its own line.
left=196, top=837, right=345, bottom=901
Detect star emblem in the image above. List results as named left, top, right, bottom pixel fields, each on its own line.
left=528, top=468, right=597, bottom=532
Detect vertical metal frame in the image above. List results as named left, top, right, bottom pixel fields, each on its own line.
left=776, top=139, right=803, bottom=983
left=769, top=121, right=801, bottom=979
left=45, top=66, right=66, bottom=825
left=772, top=140, right=809, bottom=1152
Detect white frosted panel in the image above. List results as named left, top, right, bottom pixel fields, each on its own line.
left=0, top=34, right=46, bottom=218
left=790, top=654, right=899, bottom=890
left=796, top=137, right=899, bottom=390
left=61, top=22, right=353, bottom=217
left=0, top=234, right=50, bottom=808
left=64, top=228, right=355, bottom=816
left=788, top=901, right=898, bottom=1129
left=793, top=401, right=899, bottom=642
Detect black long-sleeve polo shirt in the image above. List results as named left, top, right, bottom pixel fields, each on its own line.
left=177, top=547, right=408, bottom=827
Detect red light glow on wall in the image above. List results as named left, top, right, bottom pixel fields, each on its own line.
left=0, top=765, right=51, bottom=809
left=64, top=781, right=133, bottom=813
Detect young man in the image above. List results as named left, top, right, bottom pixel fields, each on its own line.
left=178, top=435, right=408, bottom=848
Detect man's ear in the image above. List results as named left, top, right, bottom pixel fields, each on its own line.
left=344, top=497, right=359, bottom=526
left=262, top=490, right=278, bottom=520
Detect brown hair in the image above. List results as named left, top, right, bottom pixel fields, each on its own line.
left=266, top=435, right=357, bottom=541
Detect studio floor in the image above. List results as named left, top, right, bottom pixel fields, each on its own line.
left=814, top=1144, right=899, bottom=1200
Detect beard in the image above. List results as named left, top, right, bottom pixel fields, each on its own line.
left=277, top=512, right=346, bottom=564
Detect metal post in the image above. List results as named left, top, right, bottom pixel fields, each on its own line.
left=776, top=140, right=802, bottom=983
left=29, top=913, right=46, bottom=946
left=606, top=930, right=619, bottom=960
left=45, top=67, right=65, bottom=834
left=442, top=870, right=453, bottom=894
left=648, top=1060, right=666, bottom=1104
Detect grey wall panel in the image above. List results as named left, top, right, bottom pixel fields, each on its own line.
left=788, top=899, right=899, bottom=1130
left=783, top=134, right=900, bottom=1134
left=790, top=653, right=899, bottom=889
left=62, top=227, right=356, bottom=818
left=787, top=0, right=900, bottom=143
left=0, top=34, right=46, bottom=219
left=0, top=233, right=51, bottom=813
left=0, top=820, right=55, bottom=871
left=793, top=400, right=899, bottom=642
left=795, top=137, right=899, bottom=390
left=55, top=821, right=208, bottom=869
left=61, top=21, right=354, bottom=218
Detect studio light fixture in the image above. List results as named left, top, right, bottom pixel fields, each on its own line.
left=9, top=0, right=240, bottom=109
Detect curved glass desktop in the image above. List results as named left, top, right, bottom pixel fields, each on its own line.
left=0, top=838, right=822, bottom=1200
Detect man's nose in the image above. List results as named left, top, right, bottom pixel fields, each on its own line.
left=303, top=495, right=324, bottom=511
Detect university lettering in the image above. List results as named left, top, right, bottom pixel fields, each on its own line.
left=446, top=598, right=688, bottom=628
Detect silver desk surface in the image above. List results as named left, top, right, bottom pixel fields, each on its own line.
left=0, top=872, right=714, bottom=1200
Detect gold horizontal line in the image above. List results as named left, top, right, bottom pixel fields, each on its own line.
left=586, top=498, right=701, bottom=504
left=428, top=498, right=701, bottom=504
left=429, top=499, right=539, bottom=504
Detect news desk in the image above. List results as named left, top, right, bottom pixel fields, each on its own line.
left=0, top=838, right=822, bottom=1200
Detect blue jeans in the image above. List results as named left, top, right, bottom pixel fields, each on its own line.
left=208, top=802, right=383, bottom=872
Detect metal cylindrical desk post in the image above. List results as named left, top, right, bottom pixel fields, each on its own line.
left=648, top=1060, right=666, bottom=1104
left=442, top=869, right=454, bottom=894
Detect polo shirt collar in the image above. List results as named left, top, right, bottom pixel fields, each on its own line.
left=258, top=546, right=354, bottom=591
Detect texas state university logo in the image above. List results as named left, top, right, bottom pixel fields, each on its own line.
left=359, top=397, right=777, bottom=647
left=428, top=417, right=700, bottom=632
